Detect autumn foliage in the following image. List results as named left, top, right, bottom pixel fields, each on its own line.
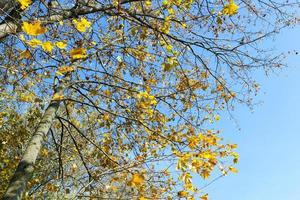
left=0, top=0, right=299, bottom=199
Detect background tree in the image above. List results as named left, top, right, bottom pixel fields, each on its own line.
left=0, top=0, right=299, bottom=199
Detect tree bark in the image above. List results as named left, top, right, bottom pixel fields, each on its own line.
left=3, top=93, right=62, bottom=200
left=0, top=0, right=16, bottom=15
left=0, top=0, right=139, bottom=40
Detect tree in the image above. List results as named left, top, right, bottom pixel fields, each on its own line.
left=0, top=0, right=299, bottom=199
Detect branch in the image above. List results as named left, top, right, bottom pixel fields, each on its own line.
left=0, top=0, right=144, bottom=40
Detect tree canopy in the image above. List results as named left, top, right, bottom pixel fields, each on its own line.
left=0, top=0, right=299, bottom=199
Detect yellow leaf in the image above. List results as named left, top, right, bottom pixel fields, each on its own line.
left=18, top=0, right=32, bottom=10
left=217, top=16, right=223, bottom=25
left=165, top=44, right=173, bottom=52
left=90, top=90, right=98, bottom=96
left=28, top=39, right=42, bottom=48
left=201, top=151, right=215, bottom=159
left=216, top=84, right=224, bottom=91
left=188, top=135, right=200, bottom=150
left=162, top=0, right=169, bottom=7
left=214, top=115, right=220, bottom=121
left=231, top=152, right=239, bottom=164
left=19, top=34, right=26, bottom=41
left=73, top=18, right=91, bottom=32
left=222, top=0, right=239, bottom=16
left=56, top=71, right=64, bottom=76
left=70, top=48, right=87, bottom=60
left=130, top=173, right=144, bottom=187
left=71, top=163, right=78, bottom=173
left=201, top=71, right=208, bottom=79
left=200, top=194, right=209, bottom=200
left=46, top=183, right=57, bottom=192
left=229, top=166, right=238, bottom=173
left=57, top=66, right=75, bottom=74
left=41, top=149, right=49, bottom=157
left=55, top=41, right=67, bottom=49
left=200, top=169, right=210, bottom=179
left=19, top=93, right=35, bottom=102
left=41, top=41, right=53, bottom=53
left=52, top=93, right=64, bottom=101
left=103, top=89, right=111, bottom=96
left=20, top=50, right=31, bottom=59
left=103, top=113, right=110, bottom=122
left=161, top=17, right=170, bottom=34
left=145, top=0, right=151, bottom=7
left=178, top=191, right=188, bottom=197
left=162, top=57, right=179, bottom=72
left=22, top=21, right=47, bottom=36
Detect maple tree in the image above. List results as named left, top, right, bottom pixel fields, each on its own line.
left=0, top=0, right=299, bottom=199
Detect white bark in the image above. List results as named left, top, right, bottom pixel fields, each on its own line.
left=0, top=0, right=16, bottom=15
left=0, top=21, right=18, bottom=39
left=3, top=93, right=62, bottom=200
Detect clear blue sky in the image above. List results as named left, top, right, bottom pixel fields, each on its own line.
left=201, top=26, right=300, bottom=199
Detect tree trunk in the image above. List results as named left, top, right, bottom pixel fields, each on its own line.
left=0, top=0, right=16, bottom=15
left=3, top=93, right=62, bottom=200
